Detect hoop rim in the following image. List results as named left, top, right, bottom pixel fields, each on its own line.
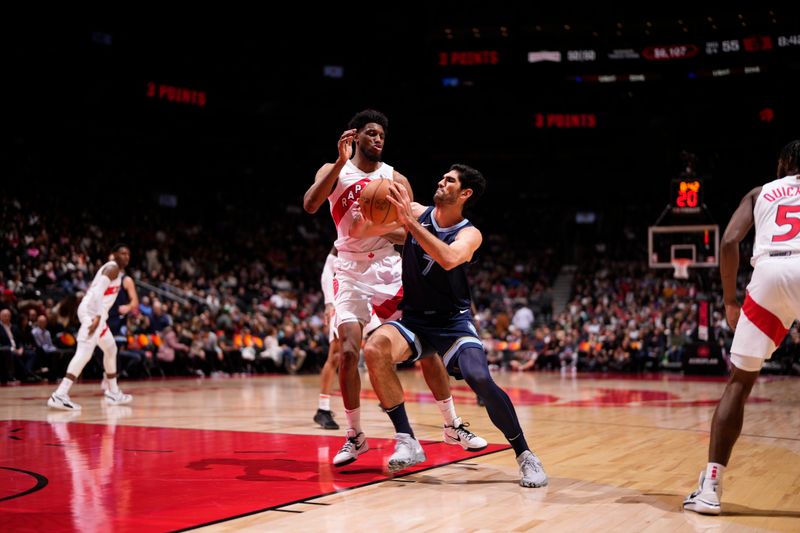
left=671, top=258, right=692, bottom=279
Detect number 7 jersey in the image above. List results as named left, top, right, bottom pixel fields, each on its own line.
left=752, top=174, right=800, bottom=265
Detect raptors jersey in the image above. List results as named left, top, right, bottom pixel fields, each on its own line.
left=328, top=159, right=395, bottom=254
left=78, top=261, right=123, bottom=319
left=752, top=174, right=800, bottom=265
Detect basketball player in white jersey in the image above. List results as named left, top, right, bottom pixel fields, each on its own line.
left=314, top=246, right=383, bottom=429
left=48, top=244, right=134, bottom=410
left=304, top=109, right=485, bottom=466
left=685, top=140, right=800, bottom=515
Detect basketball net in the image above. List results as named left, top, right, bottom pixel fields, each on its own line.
left=671, top=258, right=691, bottom=280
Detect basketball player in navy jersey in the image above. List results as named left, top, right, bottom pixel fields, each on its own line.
left=361, top=164, right=548, bottom=484
left=684, top=141, right=800, bottom=515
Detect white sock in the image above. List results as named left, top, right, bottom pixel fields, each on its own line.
left=319, top=394, right=331, bottom=411
left=55, top=377, right=74, bottom=396
left=704, top=462, right=725, bottom=489
left=106, top=377, right=120, bottom=393
left=345, top=407, right=362, bottom=435
left=437, top=396, right=457, bottom=427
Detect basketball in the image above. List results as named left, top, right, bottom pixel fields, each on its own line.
left=359, top=178, right=398, bottom=224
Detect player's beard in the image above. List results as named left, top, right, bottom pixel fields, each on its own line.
left=361, top=146, right=382, bottom=163
left=433, top=189, right=456, bottom=206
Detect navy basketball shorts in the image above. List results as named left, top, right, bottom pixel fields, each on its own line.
left=386, top=313, right=484, bottom=378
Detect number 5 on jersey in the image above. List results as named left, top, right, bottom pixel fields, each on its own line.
left=772, top=205, right=800, bottom=242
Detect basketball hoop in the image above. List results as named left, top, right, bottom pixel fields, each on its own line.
left=671, top=258, right=692, bottom=280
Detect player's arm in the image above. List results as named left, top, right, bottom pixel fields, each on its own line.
left=378, top=172, right=417, bottom=244
left=420, top=225, right=482, bottom=271
left=86, top=263, right=120, bottom=335
left=348, top=203, right=404, bottom=239
left=304, top=163, right=342, bottom=214
left=118, top=276, right=139, bottom=315
left=387, top=182, right=482, bottom=270
left=720, top=186, right=761, bottom=329
left=394, top=171, right=414, bottom=202
left=350, top=201, right=426, bottom=241
left=303, top=129, right=357, bottom=213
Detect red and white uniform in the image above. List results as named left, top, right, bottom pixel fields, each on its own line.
left=327, top=160, right=403, bottom=328
left=731, top=174, right=800, bottom=368
left=77, top=261, right=122, bottom=344
left=321, top=252, right=382, bottom=342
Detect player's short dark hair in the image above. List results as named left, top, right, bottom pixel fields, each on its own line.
left=112, top=243, right=130, bottom=253
left=450, top=164, right=486, bottom=208
left=777, top=140, right=800, bottom=178
left=348, top=109, right=389, bottom=133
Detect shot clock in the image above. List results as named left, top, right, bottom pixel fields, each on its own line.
left=671, top=179, right=703, bottom=213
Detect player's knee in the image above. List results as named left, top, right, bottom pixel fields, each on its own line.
left=362, top=344, right=380, bottom=366
left=458, top=348, right=491, bottom=383
left=363, top=336, right=389, bottom=366
left=339, top=343, right=360, bottom=366
left=104, top=343, right=118, bottom=357
left=730, top=354, right=763, bottom=374
left=464, top=371, right=491, bottom=394
left=462, top=369, right=494, bottom=395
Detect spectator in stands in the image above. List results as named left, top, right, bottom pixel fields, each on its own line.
left=0, top=309, right=20, bottom=384
left=149, top=300, right=171, bottom=333
left=138, top=296, right=153, bottom=319
left=512, top=303, right=535, bottom=334
left=157, top=325, right=193, bottom=375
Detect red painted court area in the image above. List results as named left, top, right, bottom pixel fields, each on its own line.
left=0, top=420, right=509, bottom=532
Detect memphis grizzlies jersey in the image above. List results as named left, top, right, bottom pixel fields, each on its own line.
left=400, top=206, right=474, bottom=316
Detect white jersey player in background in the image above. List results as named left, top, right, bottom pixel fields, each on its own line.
left=303, top=109, right=486, bottom=467
left=685, top=140, right=800, bottom=515
left=48, top=244, right=134, bottom=410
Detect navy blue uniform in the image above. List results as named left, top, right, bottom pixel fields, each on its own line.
left=107, top=275, right=130, bottom=336
left=387, top=206, right=483, bottom=374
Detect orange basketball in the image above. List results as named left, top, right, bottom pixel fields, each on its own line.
left=359, top=178, right=398, bottom=224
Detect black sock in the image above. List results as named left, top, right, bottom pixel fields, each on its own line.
left=508, top=432, right=529, bottom=457
left=457, top=346, right=529, bottom=456
left=385, top=402, right=414, bottom=438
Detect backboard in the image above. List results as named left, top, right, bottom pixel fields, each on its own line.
left=648, top=224, right=720, bottom=269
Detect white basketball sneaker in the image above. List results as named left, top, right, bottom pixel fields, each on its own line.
left=48, top=392, right=81, bottom=411
left=388, top=433, right=426, bottom=473
left=517, top=450, right=548, bottom=487
left=333, top=428, right=369, bottom=467
left=683, top=472, right=722, bottom=515
left=104, top=390, right=133, bottom=406
left=443, top=417, right=488, bottom=451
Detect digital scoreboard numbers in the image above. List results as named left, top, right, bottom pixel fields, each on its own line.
left=672, top=179, right=703, bottom=214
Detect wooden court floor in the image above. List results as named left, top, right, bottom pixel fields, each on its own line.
left=2, top=369, right=799, bottom=532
